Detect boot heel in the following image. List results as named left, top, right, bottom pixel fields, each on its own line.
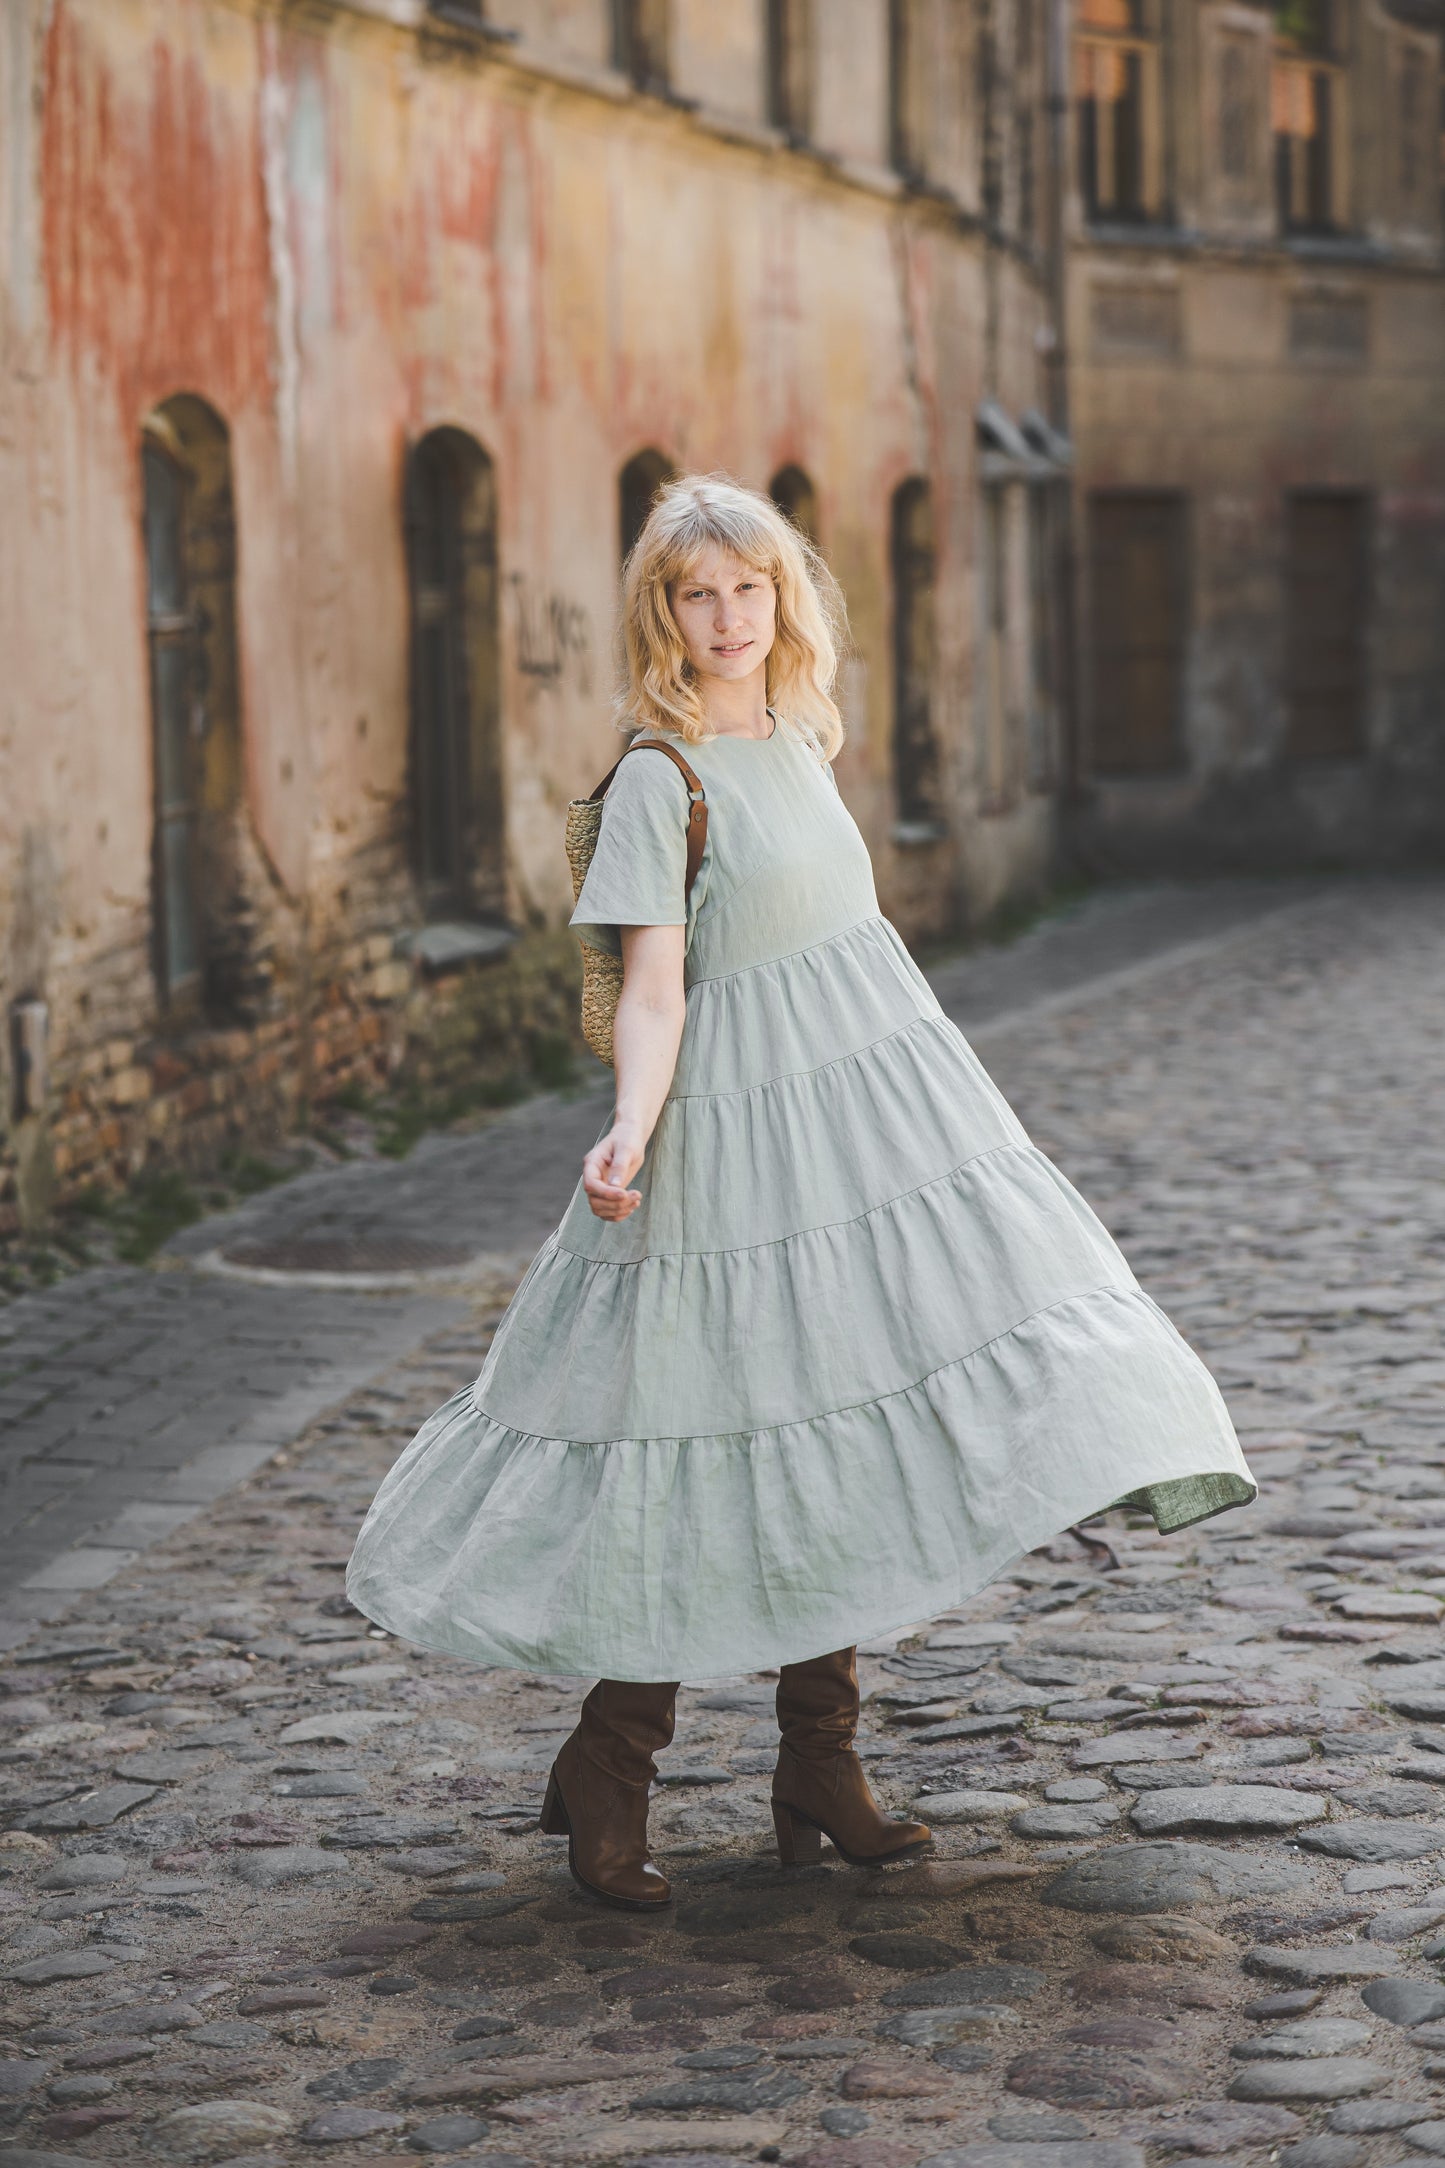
left=539, top=1768, right=571, bottom=1837
left=773, top=1800, right=822, bottom=1866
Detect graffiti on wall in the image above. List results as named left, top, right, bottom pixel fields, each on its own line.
left=508, top=575, right=594, bottom=694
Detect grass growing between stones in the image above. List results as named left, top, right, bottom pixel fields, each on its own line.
left=0, top=1151, right=311, bottom=1299
left=912, top=877, right=1099, bottom=976
left=317, top=1027, right=587, bottom=1164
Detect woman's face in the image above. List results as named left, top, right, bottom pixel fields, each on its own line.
left=669, top=546, right=777, bottom=685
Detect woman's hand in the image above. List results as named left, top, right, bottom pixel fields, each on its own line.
left=582, top=1119, right=648, bottom=1219
left=583, top=923, right=686, bottom=1220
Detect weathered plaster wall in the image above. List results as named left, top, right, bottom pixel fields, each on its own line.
left=0, top=0, right=1059, bottom=1222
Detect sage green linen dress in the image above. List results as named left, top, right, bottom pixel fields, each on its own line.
left=347, top=714, right=1255, bottom=1680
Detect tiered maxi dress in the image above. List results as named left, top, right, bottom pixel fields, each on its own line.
left=346, top=714, right=1255, bottom=1682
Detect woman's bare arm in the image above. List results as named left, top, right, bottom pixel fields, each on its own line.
left=582, top=923, right=686, bottom=1221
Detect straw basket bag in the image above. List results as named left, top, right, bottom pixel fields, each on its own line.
left=565, top=739, right=708, bottom=1067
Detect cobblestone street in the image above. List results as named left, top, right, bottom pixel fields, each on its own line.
left=3, top=877, right=1445, bottom=2168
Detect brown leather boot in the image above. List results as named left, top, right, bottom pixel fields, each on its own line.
left=539, top=1678, right=679, bottom=1908
left=772, top=1646, right=932, bottom=1867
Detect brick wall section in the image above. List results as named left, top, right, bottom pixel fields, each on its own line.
left=2, top=926, right=587, bottom=1230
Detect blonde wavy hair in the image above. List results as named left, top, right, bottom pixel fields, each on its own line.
left=616, top=471, right=848, bottom=759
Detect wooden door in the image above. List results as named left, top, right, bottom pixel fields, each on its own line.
left=1088, top=492, right=1187, bottom=773
left=1285, top=492, right=1367, bottom=760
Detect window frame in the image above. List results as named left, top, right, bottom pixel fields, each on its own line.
left=765, top=0, right=812, bottom=141
left=405, top=428, right=507, bottom=926
left=612, top=0, right=670, bottom=93
left=142, top=434, right=205, bottom=1010
left=1271, top=0, right=1346, bottom=235
left=1074, top=0, right=1164, bottom=226
left=890, top=475, right=947, bottom=840
left=768, top=464, right=820, bottom=545
left=618, top=448, right=678, bottom=567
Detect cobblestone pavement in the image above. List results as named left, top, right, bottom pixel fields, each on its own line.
left=3, top=878, right=1445, bottom=2168
left=0, top=1280, right=470, bottom=1640
left=0, top=879, right=1316, bottom=1619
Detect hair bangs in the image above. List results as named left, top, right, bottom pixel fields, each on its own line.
left=616, top=470, right=848, bottom=758
left=655, top=496, right=785, bottom=589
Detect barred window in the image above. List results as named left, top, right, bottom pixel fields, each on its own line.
left=406, top=429, right=506, bottom=923
left=141, top=397, right=249, bottom=1018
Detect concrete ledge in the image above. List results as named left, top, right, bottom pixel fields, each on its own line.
left=20, top=1544, right=139, bottom=1593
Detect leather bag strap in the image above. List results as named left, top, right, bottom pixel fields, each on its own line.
left=587, top=738, right=708, bottom=901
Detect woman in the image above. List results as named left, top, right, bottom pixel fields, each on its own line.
left=347, top=473, right=1255, bottom=1910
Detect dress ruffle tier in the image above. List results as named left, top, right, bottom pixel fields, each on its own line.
left=347, top=722, right=1255, bottom=1680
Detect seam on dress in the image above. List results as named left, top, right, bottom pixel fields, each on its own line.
left=686, top=912, right=887, bottom=987
left=471, top=1281, right=1150, bottom=1448
left=668, top=1010, right=951, bottom=1104
left=555, top=1135, right=1038, bottom=1266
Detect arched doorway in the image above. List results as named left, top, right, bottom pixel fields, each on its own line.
left=890, top=476, right=945, bottom=831
left=769, top=464, right=820, bottom=544
left=618, top=447, right=677, bottom=565
left=141, top=394, right=245, bottom=1015
left=405, top=428, right=505, bottom=922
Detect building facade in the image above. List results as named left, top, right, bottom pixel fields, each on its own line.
left=0, top=0, right=1067, bottom=1227
left=1, top=1, right=1441, bottom=1230
left=1068, top=0, right=1445, bottom=869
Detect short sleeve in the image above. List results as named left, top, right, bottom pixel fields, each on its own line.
left=569, top=748, right=691, bottom=959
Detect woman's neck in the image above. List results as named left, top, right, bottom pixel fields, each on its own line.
left=696, top=668, right=772, bottom=741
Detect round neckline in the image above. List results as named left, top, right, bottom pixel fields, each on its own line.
left=710, top=707, right=778, bottom=745
left=638, top=710, right=780, bottom=752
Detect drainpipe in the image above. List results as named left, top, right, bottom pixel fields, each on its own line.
left=1044, top=0, right=1082, bottom=810
left=10, top=997, right=55, bottom=1233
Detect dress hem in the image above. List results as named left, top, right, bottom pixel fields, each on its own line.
left=346, top=1463, right=1255, bottom=1684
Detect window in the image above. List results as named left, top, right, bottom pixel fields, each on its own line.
left=618, top=448, right=677, bottom=564
left=890, top=478, right=945, bottom=833
left=1016, top=106, right=1037, bottom=243
left=1026, top=485, right=1059, bottom=791
left=1087, top=492, right=1188, bottom=774
left=1400, top=48, right=1424, bottom=206
left=1284, top=492, right=1368, bottom=761
left=405, top=428, right=506, bottom=922
left=1272, top=1, right=1341, bottom=233
left=766, top=0, right=812, bottom=139
left=888, top=0, right=924, bottom=182
left=1218, top=37, right=1260, bottom=184
left=1014, top=0, right=1039, bottom=242
left=979, top=486, right=1011, bottom=806
left=1075, top=0, right=1157, bottom=222
left=141, top=396, right=246, bottom=1017
left=769, top=464, right=819, bottom=545
left=1394, top=39, right=1436, bottom=226
left=144, top=439, right=202, bottom=1004
left=612, top=0, right=669, bottom=91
